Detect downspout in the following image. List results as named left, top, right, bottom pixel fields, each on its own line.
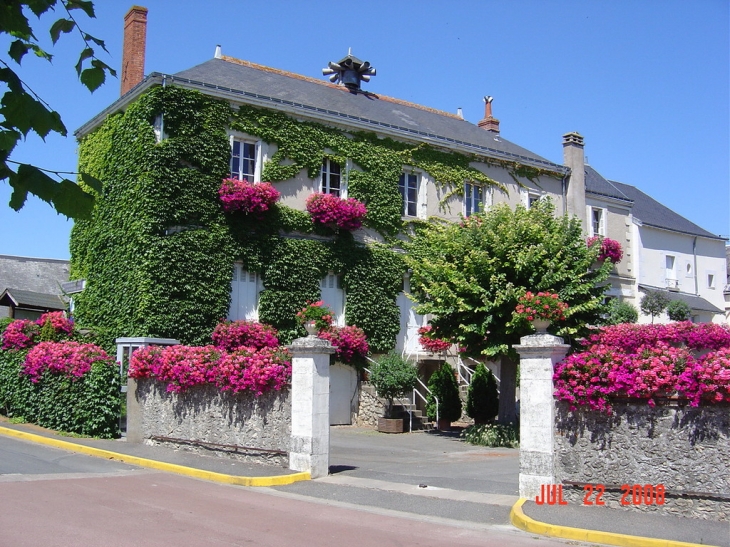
left=693, top=236, right=698, bottom=295
left=561, top=171, right=569, bottom=216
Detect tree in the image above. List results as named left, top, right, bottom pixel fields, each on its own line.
left=1, top=0, right=114, bottom=219
left=640, top=290, right=670, bottom=323
left=466, top=363, right=499, bottom=424
left=425, top=363, right=462, bottom=425
left=602, top=298, right=639, bottom=325
left=405, top=199, right=613, bottom=423
left=368, top=351, right=418, bottom=418
left=666, top=300, right=692, bottom=322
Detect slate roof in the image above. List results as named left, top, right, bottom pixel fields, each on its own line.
left=610, top=182, right=723, bottom=240
left=584, top=165, right=632, bottom=203
left=0, top=288, right=66, bottom=311
left=638, top=285, right=724, bottom=313
left=0, top=255, right=69, bottom=295
left=80, top=56, right=566, bottom=173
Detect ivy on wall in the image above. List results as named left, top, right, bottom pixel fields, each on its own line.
left=72, top=85, right=552, bottom=352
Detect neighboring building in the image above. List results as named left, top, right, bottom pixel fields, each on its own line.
left=0, top=255, right=69, bottom=319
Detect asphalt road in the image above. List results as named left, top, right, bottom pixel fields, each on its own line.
left=0, top=434, right=569, bottom=547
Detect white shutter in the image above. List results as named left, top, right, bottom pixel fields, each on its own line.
left=320, top=273, right=345, bottom=326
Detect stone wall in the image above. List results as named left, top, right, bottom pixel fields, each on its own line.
left=554, top=400, right=730, bottom=521
left=353, top=383, right=384, bottom=427
left=127, top=378, right=291, bottom=465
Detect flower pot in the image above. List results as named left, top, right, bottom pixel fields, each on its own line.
left=304, top=321, right=319, bottom=336
left=437, top=419, right=451, bottom=431
left=531, top=319, right=551, bottom=334
left=377, top=417, right=405, bottom=434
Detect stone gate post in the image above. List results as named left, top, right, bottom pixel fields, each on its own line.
left=289, top=334, right=335, bottom=479
left=514, top=332, right=569, bottom=499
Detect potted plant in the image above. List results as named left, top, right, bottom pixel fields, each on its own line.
left=368, top=351, right=418, bottom=433
left=426, top=363, right=462, bottom=430
left=296, top=301, right=334, bottom=335
left=465, top=364, right=499, bottom=425
left=512, top=291, right=568, bottom=333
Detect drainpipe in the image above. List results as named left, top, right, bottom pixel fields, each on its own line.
left=561, top=172, right=568, bottom=216
left=693, top=236, right=698, bottom=295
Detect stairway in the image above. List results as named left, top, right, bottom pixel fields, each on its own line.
left=391, top=402, right=433, bottom=431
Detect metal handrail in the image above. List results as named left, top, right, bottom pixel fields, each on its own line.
left=364, top=357, right=438, bottom=429
left=464, top=356, right=501, bottom=389
left=456, top=356, right=473, bottom=386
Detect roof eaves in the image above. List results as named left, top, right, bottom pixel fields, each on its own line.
left=638, top=222, right=728, bottom=241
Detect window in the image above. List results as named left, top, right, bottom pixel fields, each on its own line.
left=464, top=183, right=484, bottom=217
left=228, top=264, right=261, bottom=321
left=521, top=188, right=542, bottom=209
left=230, top=138, right=257, bottom=181
left=399, top=173, right=419, bottom=217
left=665, top=255, right=677, bottom=287
left=320, top=273, right=345, bottom=326
left=707, top=272, right=716, bottom=289
left=320, top=159, right=342, bottom=196
left=588, top=206, right=607, bottom=237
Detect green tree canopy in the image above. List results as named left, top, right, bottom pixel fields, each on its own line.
left=405, top=199, right=613, bottom=360
left=640, top=290, right=670, bottom=323
left=1, top=0, right=114, bottom=218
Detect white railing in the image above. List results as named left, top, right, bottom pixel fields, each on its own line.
left=364, top=357, right=438, bottom=430
left=455, top=356, right=473, bottom=386
left=464, top=356, right=501, bottom=392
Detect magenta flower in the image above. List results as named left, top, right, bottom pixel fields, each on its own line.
left=306, top=192, right=367, bottom=231
left=219, top=178, right=280, bottom=214
left=587, top=236, right=623, bottom=263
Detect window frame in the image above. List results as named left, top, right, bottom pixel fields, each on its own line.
left=464, top=182, right=485, bottom=217
left=399, top=172, right=420, bottom=217
left=320, top=158, right=343, bottom=197
left=588, top=206, right=607, bottom=237
left=229, top=136, right=261, bottom=182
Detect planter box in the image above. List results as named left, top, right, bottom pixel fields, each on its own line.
left=377, top=417, right=405, bottom=433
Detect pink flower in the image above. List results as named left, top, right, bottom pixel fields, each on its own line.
left=306, top=193, right=367, bottom=231
left=319, top=325, right=369, bottom=363
left=22, top=341, right=113, bottom=383
left=219, top=178, right=280, bottom=214
left=587, top=236, right=623, bottom=263
left=418, top=325, right=452, bottom=353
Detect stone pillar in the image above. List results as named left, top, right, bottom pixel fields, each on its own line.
left=513, top=332, right=569, bottom=499
left=289, top=335, right=335, bottom=479
left=116, top=337, right=179, bottom=443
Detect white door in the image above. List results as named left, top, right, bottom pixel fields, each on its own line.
left=396, top=276, right=424, bottom=354
left=228, top=264, right=260, bottom=321
left=320, top=273, right=345, bottom=326
left=330, top=363, right=357, bottom=425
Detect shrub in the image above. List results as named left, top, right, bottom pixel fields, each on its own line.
left=461, top=423, right=519, bottom=448
left=426, top=363, right=462, bottom=423
left=318, top=325, right=369, bottom=365
left=305, top=192, right=367, bottom=231
left=0, top=342, right=120, bottom=438
left=211, top=320, right=279, bottom=351
left=603, top=299, right=638, bottom=325
left=296, top=300, right=334, bottom=331
left=417, top=325, right=451, bottom=353
left=466, top=364, right=499, bottom=424
left=218, top=178, right=280, bottom=214
left=587, top=236, right=623, bottom=263
left=368, top=351, right=418, bottom=418
left=667, top=300, right=692, bottom=322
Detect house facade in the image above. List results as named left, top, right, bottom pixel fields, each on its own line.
left=0, top=255, right=69, bottom=319
left=72, top=9, right=726, bottom=358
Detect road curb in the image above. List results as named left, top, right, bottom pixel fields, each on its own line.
left=509, top=498, right=717, bottom=547
left=0, top=426, right=310, bottom=487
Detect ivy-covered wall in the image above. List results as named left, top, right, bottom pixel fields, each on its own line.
left=71, top=85, right=557, bottom=351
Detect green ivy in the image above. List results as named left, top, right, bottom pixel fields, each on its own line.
left=72, top=85, right=551, bottom=354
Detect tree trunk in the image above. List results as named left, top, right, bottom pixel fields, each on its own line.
left=498, top=355, right=517, bottom=424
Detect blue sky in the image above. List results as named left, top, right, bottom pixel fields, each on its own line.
left=1, top=0, right=728, bottom=259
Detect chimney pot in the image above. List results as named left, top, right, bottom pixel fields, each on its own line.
left=214, top=45, right=222, bottom=59
left=477, top=96, right=500, bottom=134
left=121, top=6, right=148, bottom=96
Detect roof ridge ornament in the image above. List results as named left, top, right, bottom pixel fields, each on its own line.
left=322, top=51, right=376, bottom=92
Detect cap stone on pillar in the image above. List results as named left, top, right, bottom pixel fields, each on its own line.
left=121, top=6, right=148, bottom=96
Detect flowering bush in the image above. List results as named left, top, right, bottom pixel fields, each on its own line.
left=296, top=301, right=334, bottom=331
left=1, top=319, right=39, bottom=350
left=418, top=325, right=451, bottom=353
left=587, top=236, right=623, bottom=263
left=218, top=178, right=280, bottom=214
left=128, top=344, right=292, bottom=396
left=211, top=320, right=279, bottom=352
left=555, top=322, right=730, bottom=413
left=319, top=325, right=369, bottom=364
left=513, top=291, right=568, bottom=323
left=1, top=311, right=75, bottom=351
left=305, top=192, right=367, bottom=231
left=22, top=341, right=114, bottom=383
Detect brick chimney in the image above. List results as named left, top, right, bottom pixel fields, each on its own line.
left=121, top=6, right=148, bottom=96
left=477, top=96, right=500, bottom=133
left=562, top=132, right=587, bottom=229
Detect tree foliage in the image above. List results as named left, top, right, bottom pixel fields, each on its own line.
left=667, top=299, right=692, bottom=322
left=602, top=298, right=639, bottom=325
left=426, top=363, right=462, bottom=423
left=640, top=290, right=670, bottom=323
left=368, top=351, right=418, bottom=418
left=405, top=200, right=613, bottom=360
left=466, top=363, right=499, bottom=424
left=1, top=0, right=114, bottom=218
